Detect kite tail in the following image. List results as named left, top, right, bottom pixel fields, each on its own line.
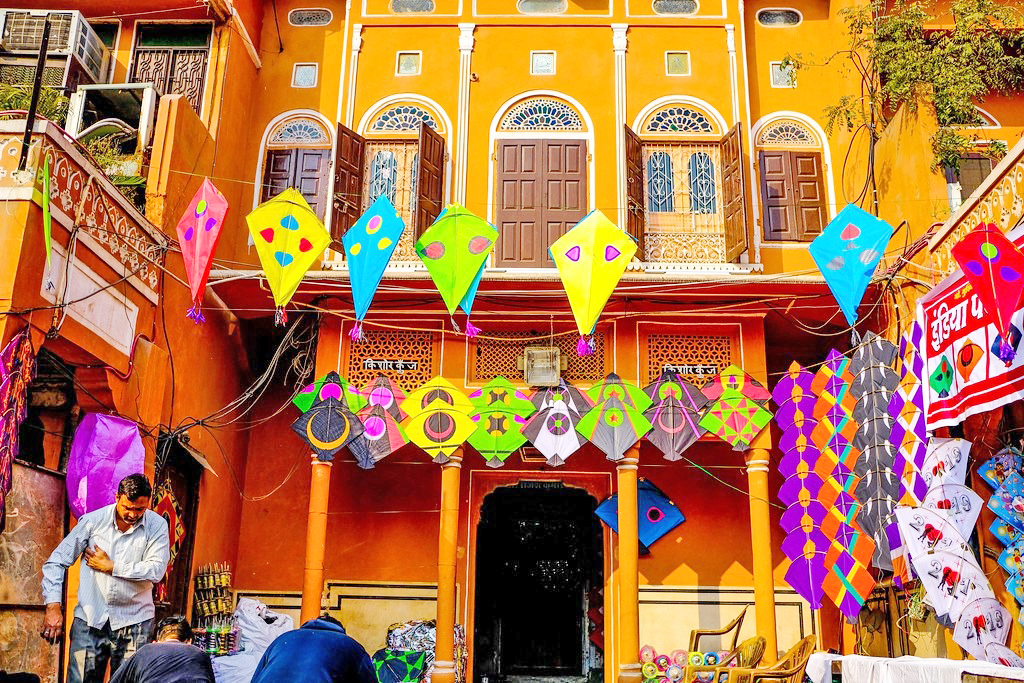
left=577, top=335, right=594, bottom=356
left=274, top=307, right=288, bottom=326
left=349, top=322, right=364, bottom=341
left=465, top=319, right=481, bottom=338
left=999, top=338, right=1016, bottom=365
left=185, top=303, right=206, bottom=324
left=450, top=316, right=462, bottom=334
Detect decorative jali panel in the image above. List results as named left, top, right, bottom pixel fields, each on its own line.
left=471, top=331, right=608, bottom=384
left=346, top=329, right=438, bottom=391
left=644, top=333, right=733, bottom=385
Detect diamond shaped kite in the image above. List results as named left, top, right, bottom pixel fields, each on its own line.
left=292, top=396, right=364, bottom=461
left=176, top=178, right=228, bottom=323
left=343, top=196, right=406, bottom=339
left=577, top=396, right=652, bottom=461
left=293, top=372, right=367, bottom=413
left=349, top=403, right=407, bottom=469
left=523, top=398, right=587, bottom=467
left=699, top=366, right=772, bottom=452
left=403, top=398, right=477, bottom=464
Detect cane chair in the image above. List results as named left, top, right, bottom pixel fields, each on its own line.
left=688, top=606, right=748, bottom=654
left=714, top=635, right=816, bottom=683
left=682, top=635, right=765, bottom=683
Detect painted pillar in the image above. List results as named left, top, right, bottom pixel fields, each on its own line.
left=612, top=24, right=628, bottom=231
left=746, top=430, right=778, bottom=663
left=433, top=448, right=464, bottom=683
left=454, top=24, right=476, bottom=204
left=617, top=446, right=642, bottom=683
left=300, top=457, right=333, bottom=623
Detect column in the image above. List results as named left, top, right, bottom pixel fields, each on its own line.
left=432, top=449, right=464, bottom=683
left=300, top=457, right=333, bottom=623
left=746, top=430, right=778, bottom=662
left=454, top=24, right=476, bottom=204
left=343, top=25, right=364, bottom=127
left=617, top=445, right=642, bottom=683
left=612, top=24, right=628, bottom=230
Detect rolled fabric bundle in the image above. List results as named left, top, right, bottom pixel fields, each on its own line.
left=688, top=652, right=705, bottom=667
left=642, top=662, right=660, bottom=679
left=703, top=652, right=719, bottom=666
left=654, top=654, right=671, bottom=672
left=671, top=650, right=688, bottom=667
left=665, top=665, right=684, bottom=682
left=640, top=645, right=657, bottom=663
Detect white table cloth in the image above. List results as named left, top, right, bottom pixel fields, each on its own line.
left=806, top=653, right=1024, bottom=683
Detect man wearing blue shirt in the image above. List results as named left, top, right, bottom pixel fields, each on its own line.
left=41, top=474, right=170, bottom=683
left=251, top=614, right=376, bottom=683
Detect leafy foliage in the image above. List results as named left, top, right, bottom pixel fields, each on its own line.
left=0, top=84, right=69, bottom=124
left=786, top=0, right=1024, bottom=173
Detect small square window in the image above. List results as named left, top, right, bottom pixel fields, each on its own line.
left=770, top=61, right=796, bottom=88
left=665, top=51, right=691, bottom=76
left=531, top=51, right=556, bottom=75
left=292, top=63, right=318, bottom=88
left=396, top=52, right=422, bottom=76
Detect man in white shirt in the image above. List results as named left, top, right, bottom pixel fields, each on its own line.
left=41, top=473, right=170, bottom=683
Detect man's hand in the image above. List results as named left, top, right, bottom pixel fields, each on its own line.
left=84, top=545, right=113, bottom=574
left=41, top=603, right=63, bottom=643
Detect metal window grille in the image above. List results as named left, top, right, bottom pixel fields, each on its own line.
left=646, top=151, right=674, bottom=213
left=362, top=141, right=419, bottom=260
left=369, top=150, right=399, bottom=205
left=688, top=152, right=717, bottom=214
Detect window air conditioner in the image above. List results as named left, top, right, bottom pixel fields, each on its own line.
left=0, top=10, right=110, bottom=86
left=519, top=346, right=568, bottom=387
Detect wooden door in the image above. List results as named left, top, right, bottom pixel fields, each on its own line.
left=720, top=124, right=748, bottom=261
left=332, top=123, right=366, bottom=242
left=624, top=125, right=646, bottom=258
left=759, top=150, right=826, bottom=241
left=261, top=148, right=331, bottom=222
left=416, top=124, right=446, bottom=237
left=495, top=139, right=588, bottom=268
left=262, top=149, right=295, bottom=202
left=153, top=440, right=201, bottom=623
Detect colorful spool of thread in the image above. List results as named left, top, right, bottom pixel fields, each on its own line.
left=703, top=652, right=719, bottom=666
left=642, top=662, right=660, bottom=679
left=671, top=650, right=688, bottom=667
left=666, top=665, right=685, bottom=682
left=640, top=645, right=657, bottom=663
left=687, top=652, right=705, bottom=667
left=655, top=655, right=671, bottom=672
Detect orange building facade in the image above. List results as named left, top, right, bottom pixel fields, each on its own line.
left=1, top=0, right=1023, bottom=680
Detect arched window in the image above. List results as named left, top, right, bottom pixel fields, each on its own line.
left=498, top=97, right=585, bottom=132
left=643, top=106, right=716, bottom=135
left=755, top=116, right=827, bottom=241
left=260, top=115, right=332, bottom=220
left=267, top=116, right=331, bottom=147
left=369, top=105, right=440, bottom=133
left=647, top=152, right=674, bottom=212
left=689, top=152, right=717, bottom=214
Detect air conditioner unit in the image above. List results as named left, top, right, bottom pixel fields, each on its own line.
left=519, top=346, right=567, bottom=387
left=0, top=54, right=95, bottom=91
left=0, top=10, right=109, bottom=84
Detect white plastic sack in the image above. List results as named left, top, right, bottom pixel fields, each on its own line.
left=212, top=598, right=295, bottom=683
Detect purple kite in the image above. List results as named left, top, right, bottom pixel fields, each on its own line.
left=66, top=414, right=146, bottom=519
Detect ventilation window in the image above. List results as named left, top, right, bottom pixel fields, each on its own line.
left=292, top=63, right=318, bottom=88
left=770, top=61, right=796, bottom=88
left=652, top=0, right=698, bottom=15
left=665, top=51, right=691, bottom=76
left=396, top=51, right=421, bottom=76
left=757, top=9, right=801, bottom=26
left=531, top=51, right=556, bottom=75
left=391, top=0, right=436, bottom=12
left=517, top=0, right=568, bottom=14
left=288, top=8, right=333, bottom=25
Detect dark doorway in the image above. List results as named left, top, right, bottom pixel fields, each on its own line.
left=153, top=434, right=202, bottom=622
left=473, top=482, right=603, bottom=683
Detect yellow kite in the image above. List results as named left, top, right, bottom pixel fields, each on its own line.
left=246, top=188, right=331, bottom=322
left=550, top=211, right=636, bottom=355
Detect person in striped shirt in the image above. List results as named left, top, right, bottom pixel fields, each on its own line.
left=41, top=474, right=170, bottom=683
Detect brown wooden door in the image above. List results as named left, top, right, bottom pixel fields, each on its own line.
left=720, top=124, right=748, bottom=261
left=262, top=149, right=295, bottom=201
left=261, top=148, right=331, bottom=222
left=332, top=123, right=366, bottom=242
left=416, top=124, right=446, bottom=236
left=153, top=440, right=201, bottom=623
left=759, top=150, right=826, bottom=241
left=495, top=139, right=588, bottom=268
left=624, top=125, right=646, bottom=258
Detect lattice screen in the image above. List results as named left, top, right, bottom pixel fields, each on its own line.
left=346, top=329, right=438, bottom=391
left=472, top=331, right=608, bottom=383
left=644, top=334, right=733, bottom=385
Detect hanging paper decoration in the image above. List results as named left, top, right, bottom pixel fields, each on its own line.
left=0, top=331, right=34, bottom=533
left=989, top=471, right=1024, bottom=533
left=642, top=371, right=710, bottom=461
left=402, top=398, right=477, bottom=464
left=594, top=479, right=684, bottom=551
left=342, top=196, right=406, bottom=340
left=349, top=403, right=407, bottom=469
left=468, top=378, right=533, bottom=468
left=698, top=366, right=772, bottom=452
left=550, top=211, right=636, bottom=355
left=921, top=437, right=971, bottom=489
left=951, top=223, right=1024, bottom=364
left=998, top=540, right=1024, bottom=576
left=176, top=178, right=229, bottom=323
left=293, top=372, right=367, bottom=414
left=530, top=380, right=594, bottom=416
left=415, top=204, right=496, bottom=336
left=808, top=204, right=894, bottom=326
left=577, top=396, right=652, bottom=461
left=153, top=480, right=187, bottom=566
left=292, top=394, right=364, bottom=462
left=523, top=398, right=588, bottom=467
left=810, top=350, right=876, bottom=620
left=979, top=447, right=1023, bottom=489
left=848, top=333, right=900, bottom=570
left=358, top=376, right=408, bottom=421
left=921, top=483, right=983, bottom=540
left=910, top=548, right=992, bottom=624
left=246, top=188, right=331, bottom=324
left=42, top=155, right=52, bottom=265
left=984, top=643, right=1024, bottom=667
left=773, top=362, right=829, bottom=609
left=889, top=322, right=929, bottom=505
left=66, top=414, right=147, bottom=519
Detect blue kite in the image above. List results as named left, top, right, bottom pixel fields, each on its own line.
left=809, top=204, right=894, bottom=327
left=342, top=195, right=406, bottom=340
left=594, top=479, right=685, bottom=553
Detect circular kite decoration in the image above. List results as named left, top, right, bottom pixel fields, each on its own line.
left=647, top=506, right=665, bottom=523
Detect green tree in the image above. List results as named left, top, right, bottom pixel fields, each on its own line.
left=0, top=84, right=69, bottom=125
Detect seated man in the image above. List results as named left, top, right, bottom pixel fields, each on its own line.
left=109, top=616, right=214, bottom=683
left=252, top=614, right=376, bottom=683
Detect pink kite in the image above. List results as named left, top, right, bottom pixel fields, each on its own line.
left=176, top=178, right=229, bottom=323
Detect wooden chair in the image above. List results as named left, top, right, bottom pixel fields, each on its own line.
left=713, top=635, right=817, bottom=683
left=683, top=635, right=765, bottom=683
left=688, top=606, right=749, bottom=654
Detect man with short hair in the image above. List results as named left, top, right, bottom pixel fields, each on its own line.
left=108, top=616, right=214, bottom=683
left=41, top=473, right=170, bottom=683
left=251, top=613, right=376, bottom=683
